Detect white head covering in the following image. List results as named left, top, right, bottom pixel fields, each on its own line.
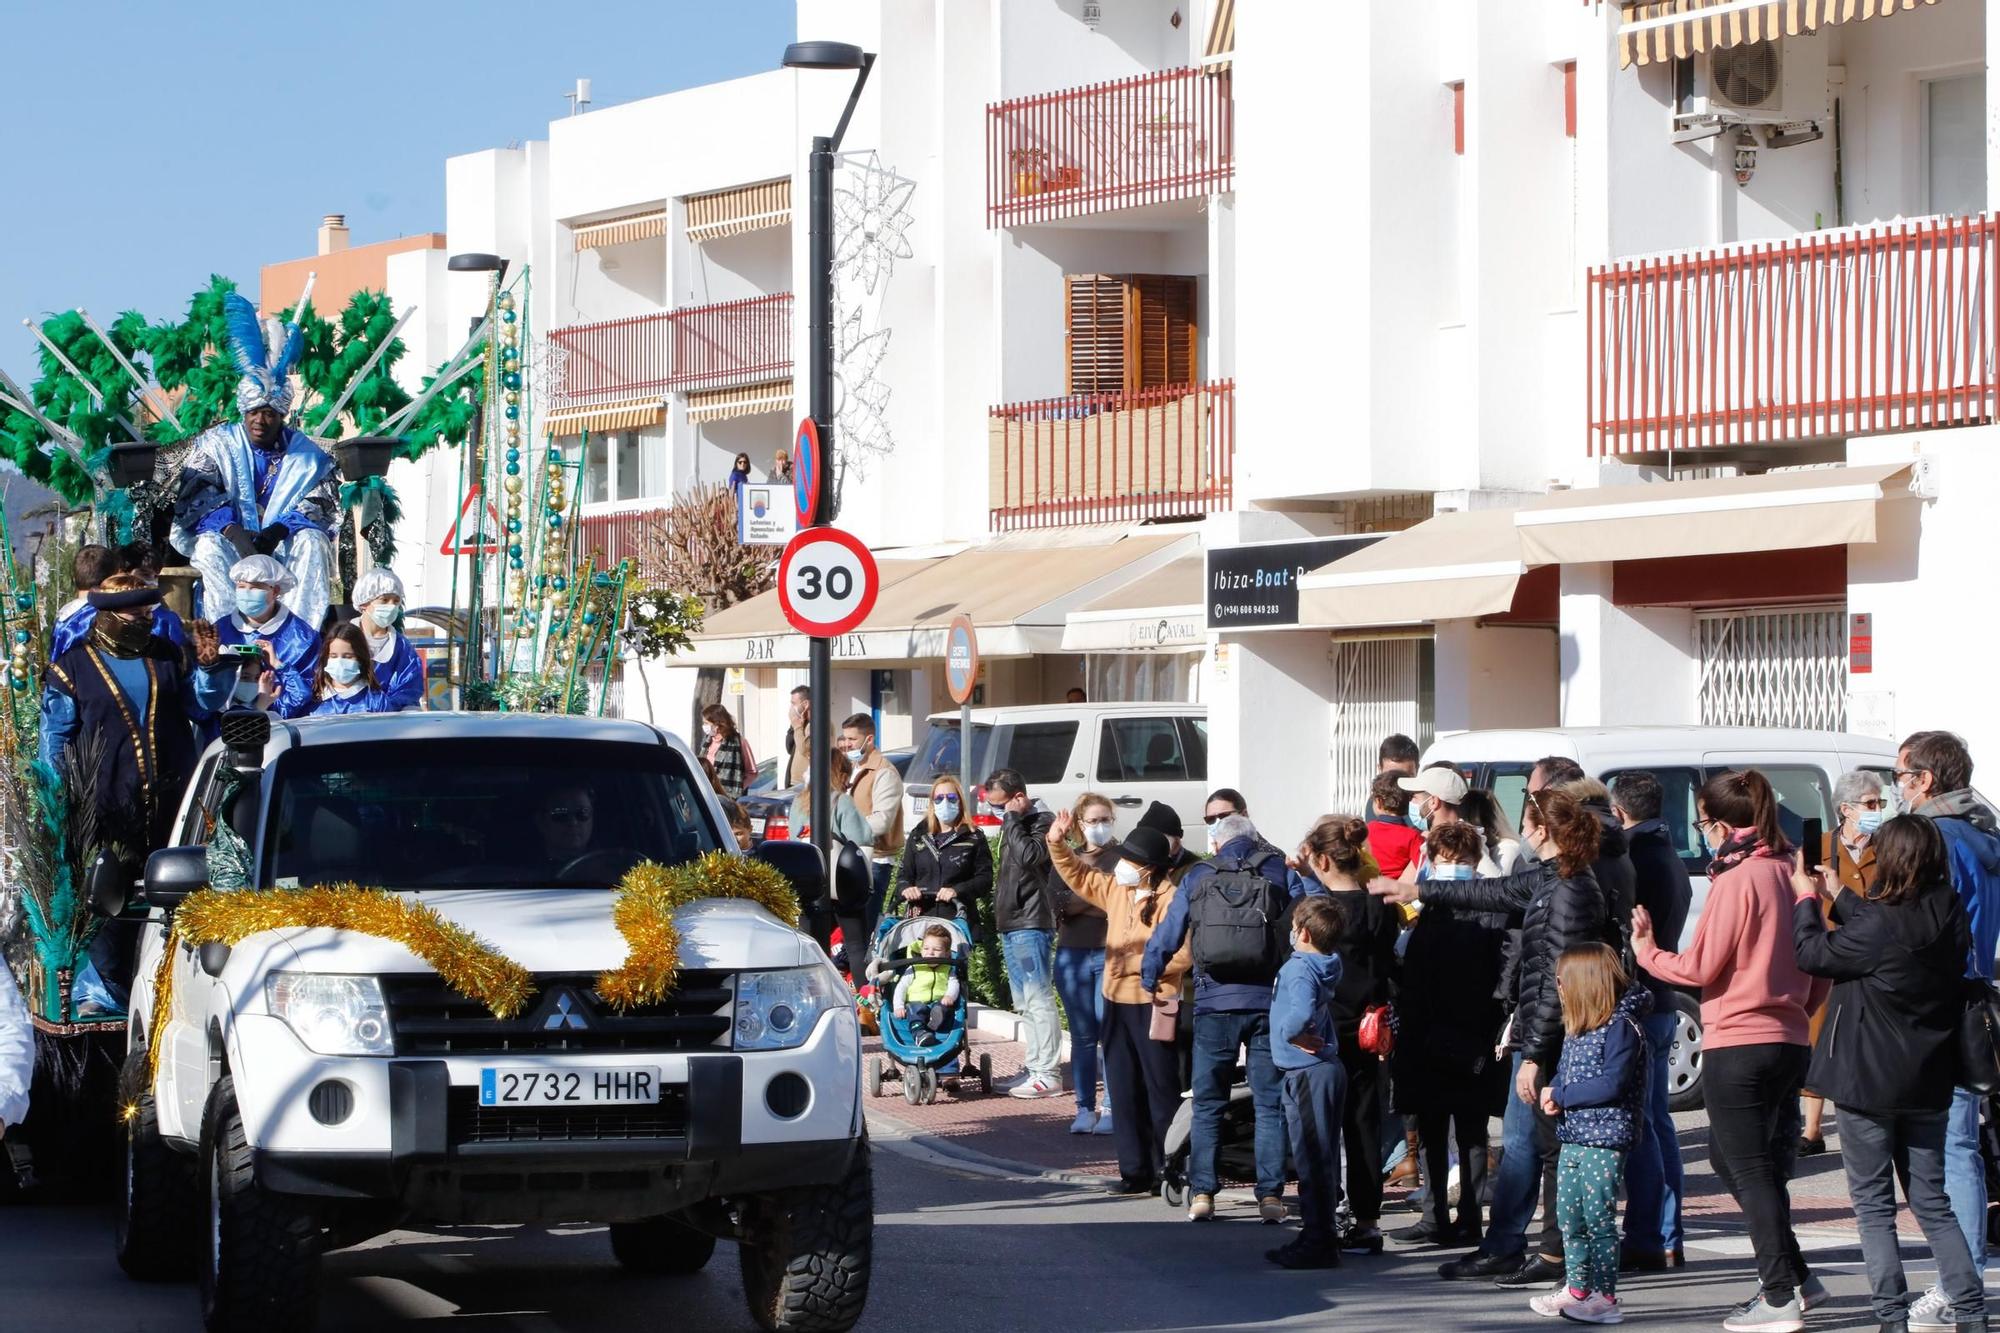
left=227, top=553, right=297, bottom=593
left=350, top=567, right=406, bottom=608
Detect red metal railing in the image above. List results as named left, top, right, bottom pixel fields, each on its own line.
left=988, top=379, right=1234, bottom=531
left=986, top=66, right=1234, bottom=227
left=1588, top=212, right=1999, bottom=455
left=577, top=506, right=661, bottom=572
left=667, top=293, right=793, bottom=391
left=548, top=312, right=670, bottom=406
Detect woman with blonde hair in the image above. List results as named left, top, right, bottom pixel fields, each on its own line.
left=1051, top=792, right=1121, bottom=1135
left=894, top=775, right=991, bottom=922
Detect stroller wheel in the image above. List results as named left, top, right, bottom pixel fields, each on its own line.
left=978, top=1053, right=994, bottom=1095
left=867, top=1057, right=884, bottom=1099
left=918, top=1067, right=940, bottom=1104
left=1161, top=1179, right=1187, bottom=1208
left=902, top=1069, right=921, bottom=1105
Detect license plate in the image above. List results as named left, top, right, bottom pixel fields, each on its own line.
left=751, top=816, right=767, bottom=836
left=478, top=1066, right=662, bottom=1107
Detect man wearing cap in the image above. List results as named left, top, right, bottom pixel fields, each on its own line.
left=350, top=567, right=425, bottom=711
left=171, top=293, right=338, bottom=631
left=191, top=554, right=323, bottom=724
left=1398, top=765, right=1505, bottom=879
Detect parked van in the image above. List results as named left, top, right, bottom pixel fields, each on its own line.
left=1423, top=726, right=1901, bottom=1110
left=905, top=703, right=1209, bottom=836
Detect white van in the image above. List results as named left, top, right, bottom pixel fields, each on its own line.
left=1422, top=726, right=1901, bottom=1110
left=904, top=703, right=1210, bottom=836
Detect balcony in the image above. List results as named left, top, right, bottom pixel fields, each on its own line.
left=1587, top=213, right=1999, bottom=456
left=987, top=380, right=1235, bottom=531
left=546, top=294, right=794, bottom=409
left=986, top=66, right=1234, bottom=228
left=577, top=506, right=658, bottom=573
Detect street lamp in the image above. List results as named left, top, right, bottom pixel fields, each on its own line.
left=783, top=39, right=875, bottom=911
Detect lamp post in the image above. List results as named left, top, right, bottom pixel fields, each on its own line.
left=783, top=41, right=875, bottom=888
left=447, top=251, right=509, bottom=682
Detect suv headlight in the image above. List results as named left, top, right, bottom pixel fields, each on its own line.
left=266, top=973, right=393, bottom=1056
left=733, top=965, right=843, bottom=1052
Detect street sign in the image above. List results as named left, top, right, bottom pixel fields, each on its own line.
left=740, top=485, right=798, bottom=546
left=439, top=485, right=504, bottom=556
left=1204, top=535, right=1386, bottom=630
left=793, top=417, right=822, bottom=526
left=945, top=615, right=979, bottom=705
left=777, top=526, right=878, bottom=638
left=725, top=666, right=747, bottom=696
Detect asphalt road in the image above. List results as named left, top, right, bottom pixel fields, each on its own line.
left=0, top=1115, right=1959, bottom=1332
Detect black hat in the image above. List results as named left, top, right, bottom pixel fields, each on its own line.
left=1136, top=801, right=1183, bottom=841
left=1121, top=826, right=1173, bottom=870
left=86, top=585, right=163, bottom=610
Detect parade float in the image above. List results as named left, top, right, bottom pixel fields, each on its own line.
left=0, top=259, right=680, bottom=1191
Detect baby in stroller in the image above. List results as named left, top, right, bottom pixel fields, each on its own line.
left=865, top=912, right=994, bottom=1103
left=891, top=924, right=960, bottom=1043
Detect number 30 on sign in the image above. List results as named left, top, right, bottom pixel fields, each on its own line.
left=777, top=527, right=880, bottom=638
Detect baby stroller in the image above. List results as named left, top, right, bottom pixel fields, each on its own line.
left=1161, top=1076, right=1267, bottom=1208
left=864, top=912, right=994, bottom=1105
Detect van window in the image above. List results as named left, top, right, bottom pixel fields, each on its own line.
left=1099, top=717, right=1190, bottom=783
left=1603, top=767, right=1707, bottom=868
left=1179, top=716, right=1209, bottom=781
left=1002, top=722, right=1080, bottom=785
left=1727, top=765, right=1832, bottom=848
left=1483, top=763, right=1536, bottom=835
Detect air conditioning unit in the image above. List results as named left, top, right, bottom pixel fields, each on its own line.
left=1674, top=40, right=1798, bottom=127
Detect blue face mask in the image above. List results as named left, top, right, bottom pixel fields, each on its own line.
left=326, top=657, right=362, bottom=687
left=1854, top=808, right=1884, bottom=836
left=934, top=796, right=961, bottom=824
left=235, top=586, right=272, bottom=618
left=1431, top=862, right=1473, bottom=881
left=1408, top=802, right=1431, bottom=834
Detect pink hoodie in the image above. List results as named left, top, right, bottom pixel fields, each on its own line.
left=1637, top=849, right=1829, bottom=1051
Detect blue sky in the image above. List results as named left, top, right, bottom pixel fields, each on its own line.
left=0, top=1, right=795, bottom=359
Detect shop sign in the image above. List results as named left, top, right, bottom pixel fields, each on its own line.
left=1205, top=536, right=1383, bottom=630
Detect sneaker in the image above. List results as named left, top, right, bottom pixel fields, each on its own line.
left=1187, top=1193, right=1215, bottom=1222
left=1106, top=1175, right=1156, bottom=1195
left=1267, top=1239, right=1341, bottom=1269
left=1090, top=1110, right=1115, bottom=1135
left=1008, top=1074, right=1062, bottom=1099
left=1440, top=1250, right=1529, bottom=1280
left=1907, top=1286, right=1953, bottom=1332
left=1259, top=1196, right=1285, bottom=1225
left=1339, top=1224, right=1385, bottom=1255
left=1561, top=1293, right=1624, bottom=1325
left=1531, top=1288, right=1586, bottom=1318
left=1798, top=1276, right=1828, bottom=1313
left=1496, top=1255, right=1567, bottom=1289
left=1068, top=1109, right=1097, bottom=1134
left=1394, top=1218, right=1468, bottom=1246
left=1721, top=1297, right=1804, bottom=1332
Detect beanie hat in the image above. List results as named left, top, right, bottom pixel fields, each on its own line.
left=1136, top=801, right=1183, bottom=841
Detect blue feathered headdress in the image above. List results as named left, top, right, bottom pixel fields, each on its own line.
left=223, top=291, right=303, bottom=416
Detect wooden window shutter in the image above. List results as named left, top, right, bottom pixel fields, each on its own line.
left=1065, top=275, right=1127, bottom=395
left=1064, top=273, right=1197, bottom=393
left=1126, top=274, right=1197, bottom=390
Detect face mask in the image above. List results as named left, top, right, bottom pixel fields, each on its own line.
left=368, top=602, right=399, bottom=630
left=987, top=802, right=1011, bottom=820
left=326, top=657, right=362, bottom=687
left=702, top=723, right=716, bottom=738
left=1083, top=821, right=1115, bottom=848
left=1431, top=862, right=1473, bottom=881
left=1206, top=829, right=1221, bottom=855
left=1408, top=801, right=1431, bottom=834
left=236, top=587, right=272, bottom=618
left=96, top=614, right=154, bottom=655
left=1855, top=809, right=1884, bottom=836
left=842, top=747, right=864, bottom=765
left=933, top=796, right=961, bottom=823
left=1113, top=861, right=1142, bottom=888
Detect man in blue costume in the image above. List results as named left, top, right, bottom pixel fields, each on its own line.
left=170, top=292, right=338, bottom=631
left=199, top=554, right=322, bottom=724
left=48, top=542, right=186, bottom=660
left=348, top=566, right=426, bottom=711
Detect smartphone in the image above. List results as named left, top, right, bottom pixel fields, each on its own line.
left=1801, top=817, right=1824, bottom=870
left=220, top=643, right=263, bottom=660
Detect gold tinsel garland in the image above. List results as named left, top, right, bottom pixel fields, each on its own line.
left=596, top=851, right=800, bottom=1011
left=146, top=885, right=535, bottom=1084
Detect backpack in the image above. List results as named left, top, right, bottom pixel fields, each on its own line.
left=1187, top=851, right=1290, bottom=984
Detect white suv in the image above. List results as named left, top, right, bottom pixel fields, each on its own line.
left=112, top=711, right=870, bottom=1333
left=903, top=702, right=1210, bottom=832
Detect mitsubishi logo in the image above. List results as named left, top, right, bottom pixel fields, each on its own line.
left=544, top=991, right=590, bottom=1031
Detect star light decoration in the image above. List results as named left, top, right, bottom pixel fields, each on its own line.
left=525, top=336, right=573, bottom=415
left=830, top=152, right=915, bottom=480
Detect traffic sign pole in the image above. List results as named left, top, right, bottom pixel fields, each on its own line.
left=945, top=616, right=979, bottom=811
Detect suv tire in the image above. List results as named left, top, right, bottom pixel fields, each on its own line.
left=608, top=1215, right=717, bottom=1274
left=1667, top=990, right=1705, bottom=1113
left=199, top=1075, right=323, bottom=1333
left=114, top=1048, right=199, bottom=1280
left=740, top=1135, right=873, bottom=1333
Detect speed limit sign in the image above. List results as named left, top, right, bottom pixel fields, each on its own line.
left=777, top=527, right=879, bottom=638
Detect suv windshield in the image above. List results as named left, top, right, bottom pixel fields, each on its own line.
left=905, top=719, right=1078, bottom=788
left=264, top=738, right=722, bottom=889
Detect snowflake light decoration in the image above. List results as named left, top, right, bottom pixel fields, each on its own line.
left=525, top=336, right=573, bottom=414
left=833, top=152, right=916, bottom=298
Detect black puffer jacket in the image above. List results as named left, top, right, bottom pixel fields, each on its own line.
left=895, top=825, right=993, bottom=923
left=1420, top=861, right=1609, bottom=1068
left=993, top=806, right=1057, bottom=934
left=1590, top=806, right=1637, bottom=963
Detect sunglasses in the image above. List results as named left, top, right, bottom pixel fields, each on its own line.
left=1892, top=768, right=1930, bottom=783
left=542, top=808, right=592, bottom=826
left=1202, top=809, right=1241, bottom=825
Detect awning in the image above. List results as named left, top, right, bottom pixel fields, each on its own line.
left=681, top=532, right=1193, bottom=666
left=684, top=382, right=793, bottom=424
left=1202, top=0, right=1235, bottom=73
left=1618, top=0, right=1940, bottom=69
left=572, top=209, right=669, bottom=252
left=544, top=397, right=665, bottom=436
left=1296, top=509, right=1532, bottom=628
left=1061, top=555, right=1204, bottom=651
left=686, top=179, right=792, bottom=243
left=1513, top=462, right=1916, bottom=564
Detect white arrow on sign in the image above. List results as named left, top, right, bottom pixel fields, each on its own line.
left=777, top=527, right=880, bottom=638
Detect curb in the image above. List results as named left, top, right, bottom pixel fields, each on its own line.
left=966, top=1001, right=1074, bottom=1062
left=864, top=1110, right=1108, bottom=1188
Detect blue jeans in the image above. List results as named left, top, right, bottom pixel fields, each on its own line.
left=1284, top=1060, right=1349, bottom=1246
left=1945, top=1084, right=1989, bottom=1271
left=1621, top=1008, right=1686, bottom=1253
left=1189, top=1009, right=1286, bottom=1200
left=1485, top=1051, right=1561, bottom=1259
left=1053, top=947, right=1106, bottom=1113
left=999, top=929, right=1061, bottom=1081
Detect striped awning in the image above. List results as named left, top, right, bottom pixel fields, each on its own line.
left=1619, top=0, right=1941, bottom=68
left=685, top=179, right=792, bottom=243
left=684, top=383, right=793, bottom=424
left=1202, top=0, right=1235, bottom=74
left=544, top=397, right=665, bottom=436
left=572, top=209, right=669, bottom=252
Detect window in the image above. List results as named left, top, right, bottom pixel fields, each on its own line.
left=616, top=432, right=642, bottom=502
left=178, top=756, right=222, bottom=845
left=1604, top=767, right=1708, bottom=871
left=1064, top=274, right=1198, bottom=395
left=1098, top=716, right=1190, bottom=783
left=1179, top=716, right=1209, bottom=782
left=1732, top=765, right=1832, bottom=849
left=583, top=432, right=611, bottom=505
left=1483, top=762, right=1537, bottom=837
left=1926, top=73, right=1986, bottom=217
left=1001, top=722, right=1081, bottom=786
left=906, top=720, right=1077, bottom=789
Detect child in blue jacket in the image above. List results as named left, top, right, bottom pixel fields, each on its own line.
left=1534, top=943, right=1653, bottom=1326
left=1266, top=895, right=1347, bottom=1270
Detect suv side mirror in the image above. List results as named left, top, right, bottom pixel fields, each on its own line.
left=86, top=850, right=138, bottom=917
left=750, top=839, right=827, bottom=907
left=143, top=846, right=210, bottom=910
